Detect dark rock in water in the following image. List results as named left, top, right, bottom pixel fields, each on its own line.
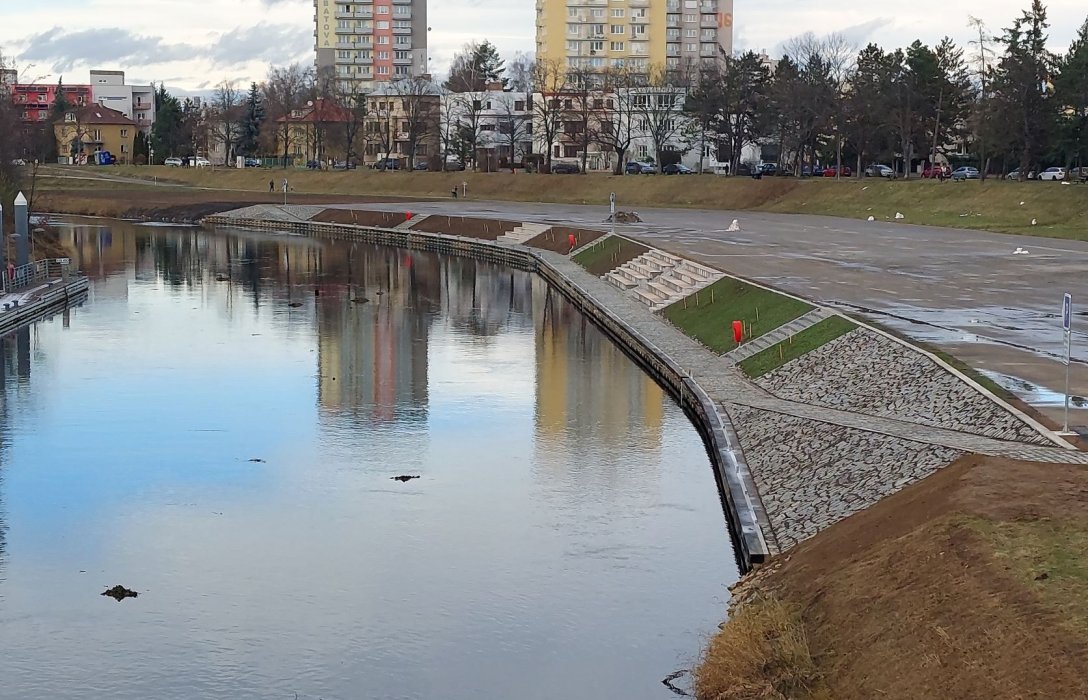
left=248, top=458, right=266, bottom=463
left=288, top=302, right=303, bottom=308
left=391, top=475, right=420, bottom=482
left=375, top=290, right=385, bottom=296
left=102, top=585, right=138, bottom=602
left=351, top=297, right=369, bottom=304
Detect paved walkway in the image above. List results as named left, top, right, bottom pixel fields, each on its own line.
left=541, top=250, right=1088, bottom=464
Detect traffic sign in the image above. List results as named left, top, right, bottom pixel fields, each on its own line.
left=609, top=192, right=616, bottom=215
left=1063, top=293, right=1072, bottom=332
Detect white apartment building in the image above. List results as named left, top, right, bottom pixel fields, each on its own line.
left=441, top=89, right=535, bottom=169
left=90, top=70, right=155, bottom=135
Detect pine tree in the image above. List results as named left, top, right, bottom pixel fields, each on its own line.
left=1054, top=18, right=1088, bottom=168
left=445, top=41, right=507, bottom=92
left=238, top=82, right=265, bottom=156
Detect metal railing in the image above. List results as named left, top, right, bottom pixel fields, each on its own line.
left=2, top=258, right=73, bottom=295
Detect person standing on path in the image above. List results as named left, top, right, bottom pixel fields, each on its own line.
left=269, top=180, right=274, bottom=193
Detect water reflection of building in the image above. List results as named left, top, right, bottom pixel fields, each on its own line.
left=317, top=246, right=442, bottom=423
left=533, top=279, right=665, bottom=452
left=0, top=325, right=35, bottom=578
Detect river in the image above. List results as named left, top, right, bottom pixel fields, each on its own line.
left=0, top=218, right=739, bottom=699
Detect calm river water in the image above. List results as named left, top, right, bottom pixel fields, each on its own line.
left=0, top=219, right=739, bottom=699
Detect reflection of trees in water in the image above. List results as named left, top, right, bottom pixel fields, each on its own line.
left=443, top=257, right=534, bottom=339
left=0, top=327, right=33, bottom=579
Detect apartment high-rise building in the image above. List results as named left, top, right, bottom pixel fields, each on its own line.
left=536, top=0, right=733, bottom=73
left=314, top=0, right=429, bottom=91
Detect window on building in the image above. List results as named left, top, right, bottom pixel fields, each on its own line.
left=610, top=41, right=624, bottom=51
left=377, top=5, right=388, bottom=12
left=378, top=36, right=389, bottom=44
left=610, top=24, right=624, bottom=35
left=611, top=8, right=625, bottom=16
left=121, top=129, right=128, bottom=137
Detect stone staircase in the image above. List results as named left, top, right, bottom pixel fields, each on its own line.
left=605, top=249, right=723, bottom=311
left=498, top=222, right=551, bottom=244
left=726, top=308, right=837, bottom=363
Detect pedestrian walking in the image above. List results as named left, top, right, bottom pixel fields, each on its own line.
left=269, top=180, right=274, bottom=193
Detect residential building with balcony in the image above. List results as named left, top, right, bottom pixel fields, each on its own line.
left=535, top=0, right=733, bottom=74
left=314, top=0, right=429, bottom=92
left=363, top=78, right=441, bottom=167
left=90, top=70, right=156, bottom=135
left=11, top=83, right=93, bottom=125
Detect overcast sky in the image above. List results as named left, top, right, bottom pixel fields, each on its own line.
left=1, top=0, right=1085, bottom=93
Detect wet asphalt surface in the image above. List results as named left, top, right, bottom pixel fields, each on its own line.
left=338, top=198, right=1088, bottom=425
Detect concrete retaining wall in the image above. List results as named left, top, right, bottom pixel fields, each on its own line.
left=205, top=214, right=770, bottom=569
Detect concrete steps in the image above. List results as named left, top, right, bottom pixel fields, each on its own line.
left=498, top=222, right=550, bottom=245
left=603, top=249, right=722, bottom=310
left=726, top=308, right=836, bottom=363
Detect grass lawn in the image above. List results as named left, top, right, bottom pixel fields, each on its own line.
left=738, top=316, right=858, bottom=378
left=663, top=277, right=812, bottom=353
left=571, top=235, right=649, bottom=276
left=35, top=165, right=1088, bottom=241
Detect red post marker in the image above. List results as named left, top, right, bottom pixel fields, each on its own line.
left=405, top=211, right=413, bottom=221
left=732, top=320, right=743, bottom=344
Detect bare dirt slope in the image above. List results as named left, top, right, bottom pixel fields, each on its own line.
left=704, top=455, right=1088, bottom=699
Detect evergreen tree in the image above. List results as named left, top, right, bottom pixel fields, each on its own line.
left=238, top=82, right=265, bottom=156
left=986, top=0, right=1056, bottom=175
left=151, top=85, right=189, bottom=162
left=50, top=79, right=71, bottom=122
left=133, top=130, right=150, bottom=164
left=1054, top=18, right=1088, bottom=168
left=445, top=41, right=507, bottom=92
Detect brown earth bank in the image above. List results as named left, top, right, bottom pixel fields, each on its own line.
left=697, top=454, right=1088, bottom=700
left=35, top=188, right=413, bottom=223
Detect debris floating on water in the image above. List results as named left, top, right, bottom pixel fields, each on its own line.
left=102, top=585, right=139, bottom=602
left=248, top=458, right=266, bottom=463
left=391, top=475, right=420, bottom=482
left=288, top=302, right=303, bottom=308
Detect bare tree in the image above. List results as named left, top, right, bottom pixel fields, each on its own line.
left=456, top=91, right=487, bottom=170
left=591, top=68, right=639, bottom=174
left=532, top=59, right=567, bottom=172
left=631, top=65, right=696, bottom=172
left=336, top=80, right=369, bottom=166
left=261, top=63, right=313, bottom=167
left=394, top=77, right=440, bottom=169
left=0, top=51, right=27, bottom=229
left=212, top=81, right=243, bottom=164
left=506, top=52, right=534, bottom=93
left=494, top=92, right=533, bottom=172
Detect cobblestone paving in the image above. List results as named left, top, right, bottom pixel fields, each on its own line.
left=725, top=404, right=964, bottom=548
left=758, top=328, right=1052, bottom=446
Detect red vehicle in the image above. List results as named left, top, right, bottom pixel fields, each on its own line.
left=822, top=165, right=853, bottom=177
left=922, top=165, right=951, bottom=179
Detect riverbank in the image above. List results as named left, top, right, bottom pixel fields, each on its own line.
left=697, top=453, right=1088, bottom=700
left=38, top=165, right=1088, bottom=240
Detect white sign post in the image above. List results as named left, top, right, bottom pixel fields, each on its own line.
left=609, top=192, right=616, bottom=236
left=1063, top=293, right=1073, bottom=434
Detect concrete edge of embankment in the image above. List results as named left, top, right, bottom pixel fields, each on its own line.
left=203, top=213, right=772, bottom=569
left=0, top=277, right=91, bottom=337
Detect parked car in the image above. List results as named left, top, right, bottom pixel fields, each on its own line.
left=443, top=160, right=466, bottom=171
left=413, top=161, right=429, bottom=171
left=1070, top=167, right=1088, bottom=182
left=244, top=157, right=260, bottom=168
left=194, top=158, right=211, bottom=168
left=801, top=165, right=824, bottom=177
left=951, top=166, right=980, bottom=180
left=10, top=159, right=26, bottom=166
left=822, top=165, right=853, bottom=177
left=625, top=160, right=655, bottom=174
left=372, top=158, right=401, bottom=170
left=922, top=165, right=947, bottom=179
left=865, top=164, right=894, bottom=178
left=332, top=160, right=356, bottom=170
left=550, top=161, right=580, bottom=174
left=759, top=162, right=778, bottom=176
left=164, top=157, right=183, bottom=167
left=1039, top=166, right=1067, bottom=181
left=663, top=163, right=694, bottom=175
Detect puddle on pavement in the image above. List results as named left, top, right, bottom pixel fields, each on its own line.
left=979, top=369, right=1087, bottom=408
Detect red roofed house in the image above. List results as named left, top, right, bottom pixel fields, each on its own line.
left=54, top=104, right=138, bottom=165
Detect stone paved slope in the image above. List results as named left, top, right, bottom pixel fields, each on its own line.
left=758, top=328, right=1052, bottom=445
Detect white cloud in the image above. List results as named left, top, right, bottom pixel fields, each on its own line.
left=1, top=0, right=1084, bottom=91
